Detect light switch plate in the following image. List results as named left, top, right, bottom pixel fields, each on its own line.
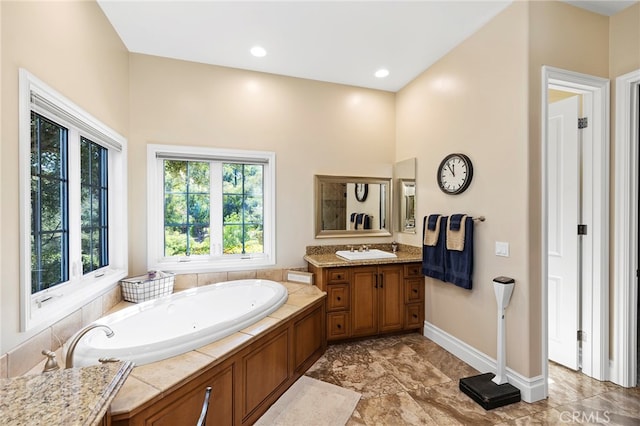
left=495, top=241, right=510, bottom=257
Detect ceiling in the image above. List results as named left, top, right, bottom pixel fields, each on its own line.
left=97, top=1, right=638, bottom=92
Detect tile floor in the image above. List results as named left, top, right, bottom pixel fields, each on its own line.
left=305, top=333, right=640, bottom=425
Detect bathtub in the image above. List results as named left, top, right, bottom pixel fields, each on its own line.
left=71, top=279, right=288, bottom=367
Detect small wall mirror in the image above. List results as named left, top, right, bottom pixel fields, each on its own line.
left=400, top=180, right=416, bottom=232
left=394, top=158, right=416, bottom=234
left=315, top=175, right=392, bottom=238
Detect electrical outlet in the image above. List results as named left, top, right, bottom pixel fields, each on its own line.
left=495, top=241, right=510, bottom=257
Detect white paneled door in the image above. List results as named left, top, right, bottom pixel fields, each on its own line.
left=548, top=96, right=580, bottom=371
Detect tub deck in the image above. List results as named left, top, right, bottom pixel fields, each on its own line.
left=108, top=281, right=326, bottom=420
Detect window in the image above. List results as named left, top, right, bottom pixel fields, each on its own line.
left=147, top=145, right=275, bottom=272
left=19, top=69, right=127, bottom=331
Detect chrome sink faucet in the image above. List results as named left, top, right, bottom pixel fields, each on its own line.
left=65, top=324, right=115, bottom=368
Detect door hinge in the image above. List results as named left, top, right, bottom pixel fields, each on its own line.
left=577, top=330, right=583, bottom=341
left=578, top=117, right=588, bottom=129
left=577, top=224, right=587, bottom=235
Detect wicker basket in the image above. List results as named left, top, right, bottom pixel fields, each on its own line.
left=120, top=271, right=175, bottom=303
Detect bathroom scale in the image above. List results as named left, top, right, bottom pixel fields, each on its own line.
left=459, top=372, right=521, bottom=410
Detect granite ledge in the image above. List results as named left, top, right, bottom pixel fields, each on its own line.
left=304, top=250, right=422, bottom=268
left=0, top=361, right=133, bottom=426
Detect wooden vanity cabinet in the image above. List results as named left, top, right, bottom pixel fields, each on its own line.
left=310, top=262, right=423, bottom=341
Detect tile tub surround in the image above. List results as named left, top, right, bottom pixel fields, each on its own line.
left=109, top=282, right=326, bottom=417
left=2, top=267, right=307, bottom=379
left=0, top=361, right=134, bottom=426
left=306, top=334, right=640, bottom=425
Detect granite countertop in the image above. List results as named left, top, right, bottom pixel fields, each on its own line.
left=0, top=361, right=133, bottom=426
left=304, top=244, right=422, bottom=268
left=109, top=281, right=326, bottom=417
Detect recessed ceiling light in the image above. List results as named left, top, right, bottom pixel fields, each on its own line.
left=250, top=46, right=267, bottom=58
left=374, top=68, right=389, bottom=78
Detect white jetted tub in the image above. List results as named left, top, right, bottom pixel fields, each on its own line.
left=70, top=279, right=288, bottom=367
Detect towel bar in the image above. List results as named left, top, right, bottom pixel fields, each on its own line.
left=473, top=216, right=485, bottom=222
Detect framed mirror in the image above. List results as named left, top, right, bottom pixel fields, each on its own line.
left=315, top=175, right=392, bottom=238
left=394, top=158, right=417, bottom=234
left=400, top=180, right=416, bottom=232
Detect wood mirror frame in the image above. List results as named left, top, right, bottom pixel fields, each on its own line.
left=314, top=175, right=392, bottom=238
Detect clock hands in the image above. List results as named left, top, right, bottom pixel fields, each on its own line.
left=447, top=163, right=455, bottom=177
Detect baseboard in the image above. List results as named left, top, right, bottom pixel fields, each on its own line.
left=423, top=321, right=546, bottom=403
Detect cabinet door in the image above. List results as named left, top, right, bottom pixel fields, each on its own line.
left=327, top=312, right=350, bottom=339
left=326, top=284, right=349, bottom=311
left=142, top=362, right=235, bottom=426
left=405, top=303, right=424, bottom=329
left=351, top=266, right=378, bottom=337
left=378, top=265, right=403, bottom=333
left=405, top=277, right=424, bottom=304
left=294, top=304, right=324, bottom=373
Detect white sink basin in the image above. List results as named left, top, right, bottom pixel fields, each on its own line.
left=335, top=249, right=397, bottom=261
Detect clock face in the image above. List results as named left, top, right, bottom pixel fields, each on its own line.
left=437, top=153, right=473, bottom=194
left=355, top=183, right=368, bottom=202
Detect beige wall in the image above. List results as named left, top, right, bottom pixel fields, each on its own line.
left=128, top=54, right=396, bottom=276
left=609, top=3, right=640, bottom=78
left=0, top=1, right=129, bottom=353
left=396, top=3, right=531, bottom=374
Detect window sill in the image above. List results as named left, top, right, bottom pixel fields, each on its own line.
left=150, top=256, right=276, bottom=274
left=22, top=268, right=127, bottom=332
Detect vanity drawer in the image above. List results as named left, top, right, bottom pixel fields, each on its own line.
left=404, top=263, right=422, bottom=278
left=405, top=303, right=424, bottom=329
left=327, top=284, right=350, bottom=311
left=405, top=278, right=424, bottom=303
left=328, top=268, right=349, bottom=283
left=327, top=312, right=351, bottom=340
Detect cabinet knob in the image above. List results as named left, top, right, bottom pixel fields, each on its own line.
left=413, top=314, right=418, bottom=319
left=413, top=288, right=418, bottom=294
left=336, top=296, right=341, bottom=301
left=337, top=324, right=342, bottom=329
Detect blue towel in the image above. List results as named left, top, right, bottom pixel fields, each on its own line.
left=422, top=216, right=446, bottom=281
left=363, top=214, right=371, bottom=229
left=449, top=214, right=464, bottom=231
left=427, top=214, right=439, bottom=231
left=444, top=216, right=474, bottom=289
left=355, top=213, right=365, bottom=230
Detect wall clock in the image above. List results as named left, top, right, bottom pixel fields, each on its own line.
left=437, top=153, right=473, bottom=195
left=355, top=183, right=368, bottom=202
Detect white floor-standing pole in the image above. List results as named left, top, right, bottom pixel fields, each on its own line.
left=459, top=276, right=520, bottom=410
left=492, top=276, right=515, bottom=385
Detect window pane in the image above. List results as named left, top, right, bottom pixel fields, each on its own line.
left=222, top=163, right=264, bottom=254
left=165, top=226, right=187, bottom=257
left=163, top=160, right=210, bottom=256
left=80, top=137, right=108, bottom=274
left=31, top=112, right=68, bottom=293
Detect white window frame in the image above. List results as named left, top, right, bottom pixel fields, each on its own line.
left=147, top=144, right=276, bottom=273
left=18, top=69, right=128, bottom=332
